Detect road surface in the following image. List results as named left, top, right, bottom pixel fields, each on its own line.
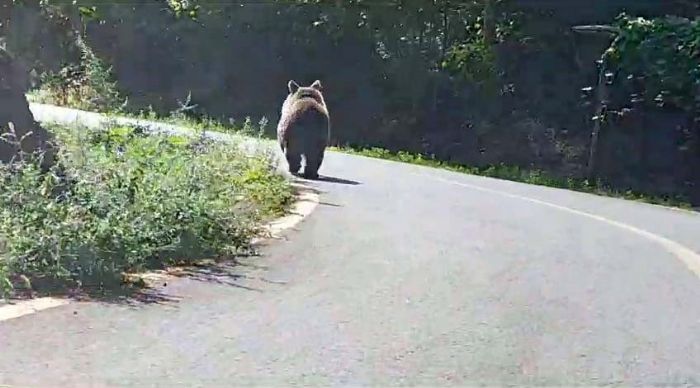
left=2, top=115, right=700, bottom=385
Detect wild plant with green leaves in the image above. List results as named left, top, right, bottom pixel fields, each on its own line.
left=0, top=123, right=293, bottom=298
left=30, top=36, right=125, bottom=112
left=603, top=14, right=700, bottom=115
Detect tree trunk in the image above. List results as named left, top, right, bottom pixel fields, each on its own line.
left=482, top=0, right=496, bottom=45
left=441, top=0, right=449, bottom=60
left=570, top=25, right=619, bottom=181
left=0, top=48, right=56, bottom=171
left=587, top=60, right=608, bottom=180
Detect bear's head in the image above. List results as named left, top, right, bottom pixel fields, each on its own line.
left=287, top=80, right=326, bottom=107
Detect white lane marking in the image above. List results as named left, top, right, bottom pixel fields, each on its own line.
left=422, top=173, right=700, bottom=278
left=0, top=297, right=70, bottom=322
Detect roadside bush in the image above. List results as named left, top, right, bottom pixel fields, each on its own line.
left=28, top=37, right=125, bottom=113
left=0, top=124, right=293, bottom=298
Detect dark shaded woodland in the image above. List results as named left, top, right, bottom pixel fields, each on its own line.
left=3, top=0, right=700, bottom=204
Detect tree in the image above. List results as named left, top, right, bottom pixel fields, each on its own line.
left=482, top=0, right=496, bottom=45
left=0, top=0, right=191, bottom=169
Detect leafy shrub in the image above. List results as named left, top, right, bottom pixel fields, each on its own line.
left=442, top=38, right=499, bottom=91
left=29, top=36, right=125, bottom=113
left=0, top=124, right=293, bottom=298
left=603, top=14, right=700, bottom=114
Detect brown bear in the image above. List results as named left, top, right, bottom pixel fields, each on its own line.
left=276, top=79, right=330, bottom=179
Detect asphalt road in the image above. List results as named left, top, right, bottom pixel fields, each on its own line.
left=2, top=118, right=700, bottom=386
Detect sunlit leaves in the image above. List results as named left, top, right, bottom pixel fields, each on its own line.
left=603, top=14, right=700, bottom=113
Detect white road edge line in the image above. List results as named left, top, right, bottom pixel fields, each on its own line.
left=0, top=298, right=70, bottom=322
left=252, top=182, right=320, bottom=244
left=0, top=183, right=320, bottom=323
left=422, top=173, right=700, bottom=279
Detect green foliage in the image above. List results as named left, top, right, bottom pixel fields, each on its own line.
left=12, top=0, right=699, bottom=208
left=29, top=37, right=125, bottom=112
left=107, top=108, right=262, bottom=139
left=167, top=0, right=200, bottom=19
left=442, top=38, right=498, bottom=90
left=238, top=116, right=268, bottom=138
left=0, top=123, right=293, bottom=298
left=440, top=1, right=522, bottom=89
left=11, top=0, right=193, bottom=18
left=603, top=14, right=700, bottom=113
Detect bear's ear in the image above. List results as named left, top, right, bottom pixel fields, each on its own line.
left=311, top=80, right=323, bottom=91
left=288, top=80, right=300, bottom=94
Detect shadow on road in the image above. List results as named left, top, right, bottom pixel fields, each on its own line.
left=316, top=175, right=361, bottom=185
left=9, top=277, right=184, bottom=308
left=7, top=256, right=270, bottom=308
left=91, top=260, right=267, bottom=306
left=291, top=173, right=361, bottom=186
left=166, top=261, right=264, bottom=293
left=91, top=287, right=183, bottom=308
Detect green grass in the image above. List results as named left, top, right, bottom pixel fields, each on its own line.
left=329, top=146, right=694, bottom=210
left=27, top=91, right=265, bottom=141
left=0, top=123, right=294, bottom=299
left=109, top=107, right=254, bottom=136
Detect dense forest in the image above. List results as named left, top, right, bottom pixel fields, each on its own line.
left=2, top=0, right=700, bottom=205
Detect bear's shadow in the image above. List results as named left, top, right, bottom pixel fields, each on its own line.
left=317, top=175, right=361, bottom=185
left=293, top=173, right=361, bottom=186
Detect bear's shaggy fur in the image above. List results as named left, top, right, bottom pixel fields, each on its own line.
left=276, top=79, right=330, bottom=179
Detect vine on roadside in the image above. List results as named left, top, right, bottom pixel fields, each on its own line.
left=602, top=14, right=700, bottom=116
